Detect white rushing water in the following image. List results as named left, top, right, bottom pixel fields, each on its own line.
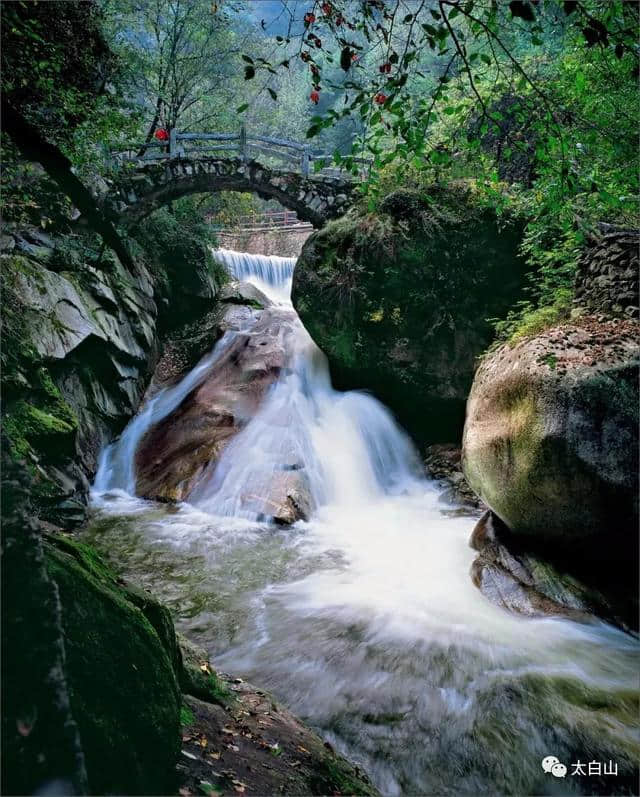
left=91, top=248, right=639, bottom=796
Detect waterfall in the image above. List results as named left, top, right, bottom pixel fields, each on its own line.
left=190, top=249, right=421, bottom=519
left=94, top=331, right=238, bottom=494
left=213, top=247, right=296, bottom=304
left=95, top=247, right=421, bottom=518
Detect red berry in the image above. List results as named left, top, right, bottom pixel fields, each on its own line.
left=310, top=89, right=320, bottom=104
left=374, top=92, right=387, bottom=104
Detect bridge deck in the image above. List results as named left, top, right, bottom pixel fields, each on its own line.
left=110, top=126, right=371, bottom=181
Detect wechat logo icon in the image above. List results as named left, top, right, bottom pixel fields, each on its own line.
left=542, top=756, right=567, bottom=778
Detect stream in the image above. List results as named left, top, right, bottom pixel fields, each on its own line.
left=86, top=249, right=639, bottom=796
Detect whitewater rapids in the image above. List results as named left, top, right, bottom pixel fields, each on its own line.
left=90, top=248, right=639, bottom=796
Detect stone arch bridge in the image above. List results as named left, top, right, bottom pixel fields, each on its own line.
left=103, top=128, right=369, bottom=228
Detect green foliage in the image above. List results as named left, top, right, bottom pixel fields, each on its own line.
left=491, top=288, right=574, bottom=346
left=131, top=196, right=226, bottom=287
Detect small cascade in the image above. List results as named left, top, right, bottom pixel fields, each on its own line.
left=187, top=248, right=421, bottom=520
left=213, top=247, right=296, bottom=304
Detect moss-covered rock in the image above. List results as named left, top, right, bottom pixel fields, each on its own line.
left=462, top=317, right=639, bottom=599
left=44, top=536, right=181, bottom=795
left=292, top=184, right=528, bottom=443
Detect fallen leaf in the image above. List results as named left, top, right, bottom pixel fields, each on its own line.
left=199, top=736, right=208, bottom=748
left=208, top=752, right=221, bottom=761
left=178, top=788, right=192, bottom=796
left=181, top=750, right=198, bottom=760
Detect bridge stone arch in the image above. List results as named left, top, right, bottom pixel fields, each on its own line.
left=104, top=156, right=356, bottom=228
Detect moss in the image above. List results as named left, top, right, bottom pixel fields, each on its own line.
left=46, top=534, right=120, bottom=586
left=177, top=632, right=232, bottom=707
left=3, top=366, right=78, bottom=465
left=44, top=538, right=181, bottom=795
left=495, top=287, right=573, bottom=346
left=293, top=184, right=528, bottom=444
left=310, top=755, right=377, bottom=797
left=180, top=704, right=195, bottom=726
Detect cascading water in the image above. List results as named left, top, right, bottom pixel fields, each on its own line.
left=89, top=248, right=639, bottom=796
left=215, top=246, right=295, bottom=304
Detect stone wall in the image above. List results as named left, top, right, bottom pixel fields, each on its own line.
left=574, top=226, right=639, bottom=318
left=216, top=225, right=313, bottom=257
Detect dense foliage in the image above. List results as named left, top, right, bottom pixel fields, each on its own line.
left=2, top=0, right=637, bottom=340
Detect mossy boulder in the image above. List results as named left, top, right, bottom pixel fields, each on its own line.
left=292, top=185, right=528, bottom=443
left=462, top=317, right=639, bottom=583
left=44, top=536, right=181, bottom=795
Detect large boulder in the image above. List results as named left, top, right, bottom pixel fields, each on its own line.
left=134, top=293, right=314, bottom=523
left=44, top=535, right=182, bottom=795
left=462, top=317, right=639, bottom=574
left=292, top=185, right=528, bottom=444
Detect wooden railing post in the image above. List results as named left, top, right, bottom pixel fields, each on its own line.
left=301, top=149, right=310, bottom=177
left=239, top=125, right=247, bottom=162
left=169, top=128, right=177, bottom=158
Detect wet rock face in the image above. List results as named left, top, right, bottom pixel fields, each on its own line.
left=423, top=443, right=484, bottom=510
left=134, top=294, right=314, bottom=523
left=469, top=510, right=638, bottom=631
left=462, top=317, right=639, bottom=569
left=292, top=186, right=528, bottom=445
left=1, top=225, right=220, bottom=525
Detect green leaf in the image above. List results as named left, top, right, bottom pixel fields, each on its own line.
left=236, top=103, right=249, bottom=113
left=267, top=88, right=277, bottom=101
left=244, top=65, right=255, bottom=80
left=242, top=54, right=254, bottom=64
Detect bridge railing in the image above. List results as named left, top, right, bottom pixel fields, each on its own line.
left=210, top=209, right=314, bottom=232
left=110, top=126, right=372, bottom=180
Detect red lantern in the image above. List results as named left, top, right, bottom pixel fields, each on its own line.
left=154, top=128, right=169, bottom=141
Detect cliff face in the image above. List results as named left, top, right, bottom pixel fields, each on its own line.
left=1, top=224, right=223, bottom=525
